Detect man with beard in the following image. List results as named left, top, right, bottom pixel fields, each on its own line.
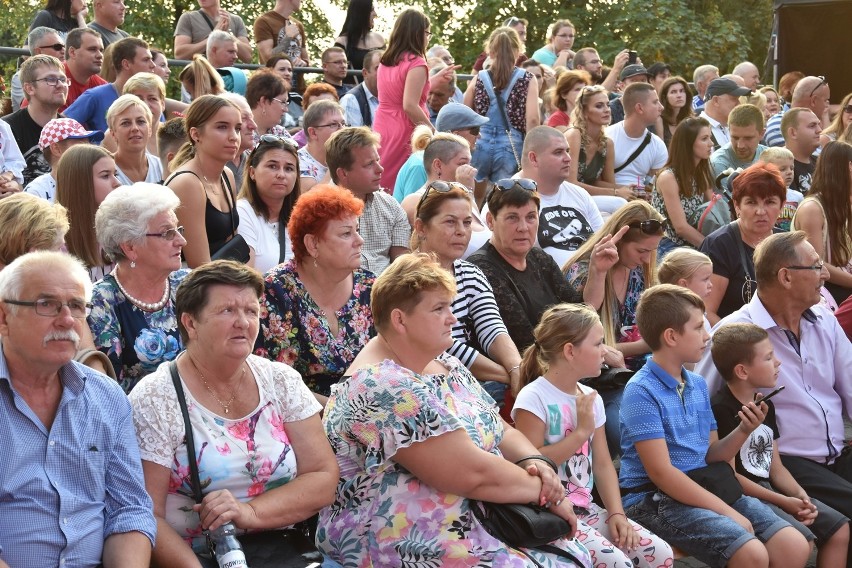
left=0, top=251, right=156, bottom=567
left=711, top=104, right=767, bottom=181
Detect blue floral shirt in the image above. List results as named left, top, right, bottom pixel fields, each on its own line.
left=88, top=270, right=188, bottom=393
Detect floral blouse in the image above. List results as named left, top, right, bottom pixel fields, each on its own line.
left=317, top=354, right=591, bottom=567
left=255, top=260, right=375, bottom=396
left=566, top=260, right=647, bottom=370
left=650, top=169, right=705, bottom=246
left=129, top=355, right=322, bottom=551
left=88, top=269, right=188, bottom=393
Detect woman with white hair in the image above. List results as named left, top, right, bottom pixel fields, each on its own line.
left=107, top=94, right=163, bottom=185
left=88, top=183, right=189, bottom=393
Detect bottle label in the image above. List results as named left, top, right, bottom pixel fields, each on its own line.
left=217, top=550, right=248, bottom=568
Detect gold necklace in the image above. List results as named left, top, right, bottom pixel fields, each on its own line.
left=188, top=352, right=245, bottom=415
left=201, top=172, right=222, bottom=195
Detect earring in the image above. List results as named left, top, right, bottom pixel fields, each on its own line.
left=130, top=260, right=136, bottom=268
left=313, top=257, right=318, bottom=268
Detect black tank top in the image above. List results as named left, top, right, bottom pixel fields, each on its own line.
left=165, top=170, right=237, bottom=256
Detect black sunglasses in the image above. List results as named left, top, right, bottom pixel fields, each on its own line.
left=38, top=43, right=65, bottom=51
left=467, top=126, right=480, bottom=136
left=809, top=76, right=827, bottom=98
left=257, top=133, right=298, bottom=150
left=494, top=178, right=537, bottom=193
left=416, top=181, right=470, bottom=214
left=627, top=219, right=666, bottom=235
left=843, top=104, right=852, bottom=114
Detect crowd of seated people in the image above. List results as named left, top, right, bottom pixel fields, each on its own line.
left=2, top=2, right=852, bottom=566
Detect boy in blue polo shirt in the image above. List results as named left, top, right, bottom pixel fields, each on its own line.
left=619, top=284, right=810, bottom=568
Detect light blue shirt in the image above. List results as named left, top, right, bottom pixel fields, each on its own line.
left=619, top=359, right=717, bottom=508
left=0, top=344, right=156, bottom=566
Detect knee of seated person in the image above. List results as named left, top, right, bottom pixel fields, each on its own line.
left=766, top=526, right=811, bottom=564
left=728, top=539, right=769, bottom=568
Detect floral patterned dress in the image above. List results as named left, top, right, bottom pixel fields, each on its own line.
left=129, top=355, right=322, bottom=551
left=88, top=269, right=188, bottom=393
left=255, top=260, right=375, bottom=396
left=317, top=354, right=592, bottom=567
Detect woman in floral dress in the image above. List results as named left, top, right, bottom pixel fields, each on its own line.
left=88, top=183, right=189, bottom=393
left=318, top=253, right=591, bottom=567
left=129, top=260, right=338, bottom=565
left=256, top=184, right=375, bottom=401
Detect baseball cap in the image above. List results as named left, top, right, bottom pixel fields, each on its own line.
left=38, top=118, right=104, bottom=150
left=435, top=103, right=489, bottom=133
left=704, top=78, right=752, bottom=101
left=619, top=64, right=650, bottom=82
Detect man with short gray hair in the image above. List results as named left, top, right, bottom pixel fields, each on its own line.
left=206, top=30, right=239, bottom=69
left=0, top=251, right=157, bottom=567
left=299, top=99, right=345, bottom=191
left=11, top=27, right=65, bottom=112
left=692, top=64, right=719, bottom=111
left=88, top=0, right=128, bottom=48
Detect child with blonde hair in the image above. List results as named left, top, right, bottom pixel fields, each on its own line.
left=513, top=303, right=673, bottom=567
left=657, top=248, right=713, bottom=334
left=759, top=147, right=802, bottom=230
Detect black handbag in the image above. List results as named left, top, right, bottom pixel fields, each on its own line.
left=580, top=365, right=633, bottom=392
left=471, top=501, right=571, bottom=548
left=168, top=361, right=322, bottom=567
left=210, top=233, right=250, bottom=263
left=685, top=462, right=743, bottom=505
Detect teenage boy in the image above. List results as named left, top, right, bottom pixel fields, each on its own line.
left=710, top=322, right=850, bottom=566
left=619, top=284, right=810, bottom=568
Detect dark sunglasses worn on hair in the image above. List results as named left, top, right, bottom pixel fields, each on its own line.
left=809, top=76, right=827, bottom=98
left=416, top=181, right=470, bottom=214
left=627, top=219, right=666, bottom=235
left=843, top=104, right=852, bottom=114
left=257, top=133, right=298, bottom=150
left=494, top=178, right=537, bottom=192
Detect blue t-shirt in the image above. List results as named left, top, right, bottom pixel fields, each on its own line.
left=63, top=83, right=119, bottom=134
left=619, top=358, right=718, bottom=508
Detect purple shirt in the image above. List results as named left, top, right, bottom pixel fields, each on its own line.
left=696, top=293, right=852, bottom=464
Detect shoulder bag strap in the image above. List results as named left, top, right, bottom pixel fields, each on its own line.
left=614, top=131, right=652, bottom=174
left=485, top=70, right=521, bottom=168
left=220, top=173, right=238, bottom=237
left=197, top=9, right=216, bottom=31
left=277, top=216, right=288, bottom=263
left=169, top=360, right=204, bottom=505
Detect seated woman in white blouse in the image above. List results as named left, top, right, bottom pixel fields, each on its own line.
left=237, top=135, right=300, bottom=273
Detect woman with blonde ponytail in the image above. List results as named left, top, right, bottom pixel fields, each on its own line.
left=513, top=303, right=673, bottom=568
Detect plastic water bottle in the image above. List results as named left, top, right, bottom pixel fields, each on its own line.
left=209, top=522, right=248, bottom=568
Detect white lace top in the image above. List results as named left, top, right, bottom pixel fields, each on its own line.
left=129, top=354, right=321, bottom=547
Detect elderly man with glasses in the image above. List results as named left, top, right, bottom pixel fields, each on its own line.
left=11, top=26, right=65, bottom=112
left=0, top=251, right=156, bottom=567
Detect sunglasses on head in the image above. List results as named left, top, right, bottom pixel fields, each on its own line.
left=627, top=219, right=666, bottom=235
left=255, top=133, right=298, bottom=150
left=416, top=181, right=470, bottom=214
left=843, top=104, right=852, bottom=114
left=494, top=178, right=538, bottom=193
left=809, top=76, right=827, bottom=98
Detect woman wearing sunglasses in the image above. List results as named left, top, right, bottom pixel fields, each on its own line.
left=819, top=92, right=852, bottom=148
left=699, top=162, right=785, bottom=324
left=236, top=135, right=300, bottom=273
left=564, top=200, right=664, bottom=452
left=565, top=84, right=635, bottom=213
left=411, top=181, right=521, bottom=401
left=468, top=179, right=582, bottom=408
left=88, top=183, right=189, bottom=393
left=256, top=184, right=374, bottom=403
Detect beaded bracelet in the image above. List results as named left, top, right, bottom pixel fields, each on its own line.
left=514, top=454, right=558, bottom=473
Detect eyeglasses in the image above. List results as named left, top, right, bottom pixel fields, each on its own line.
left=314, top=121, right=348, bottom=130
left=3, top=298, right=92, bottom=318
left=494, top=178, right=538, bottom=192
left=272, top=97, right=288, bottom=106
left=145, top=226, right=185, bottom=240
left=809, top=76, right=827, bottom=98
left=843, top=104, right=852, bottom=114
left=416, top=180, right=470, bottom=214
left=38, top=43, right=65, bottom=51
left=627, top=219, right=666, bottom=234
left=785, top=261, right=825, bottom=272
left=31, top=76, right=70, bottom=87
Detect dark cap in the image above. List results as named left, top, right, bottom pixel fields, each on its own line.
left=646, top=62, right=671, bottom=78
left=704, top=78, right=752, bottom=101
left=619, top=64, right=650, bottom=82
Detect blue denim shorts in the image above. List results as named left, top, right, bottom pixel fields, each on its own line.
left=625, top=493, right=791, bottom=568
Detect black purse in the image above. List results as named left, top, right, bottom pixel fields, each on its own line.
left=580, top=365, right=633, bottom=392
left=168, top=361, right=322, bottom=567
left=685, top=462, right=743, bottom=505
left=471, top=501, right=572, bottom=548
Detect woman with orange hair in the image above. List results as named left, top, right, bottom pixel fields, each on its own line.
left=256, top=184, right=375, bottom=401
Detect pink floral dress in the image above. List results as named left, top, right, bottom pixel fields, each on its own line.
left=129, top=355, right=322, bottom=551
left=317, top=355, right=592, bottom=567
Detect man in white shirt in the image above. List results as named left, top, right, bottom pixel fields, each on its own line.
left=699, top=77, right=751, bottom=150
left=514, top=126, right=603, bottom=267
left=339, top=49, right=381, bottom=127
left=605, top=82, right=667, bottom=187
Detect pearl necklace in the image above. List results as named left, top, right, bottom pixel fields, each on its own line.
left=114, top=269, right=170, bottom=312
left=189, top=352, right=245, bottom=415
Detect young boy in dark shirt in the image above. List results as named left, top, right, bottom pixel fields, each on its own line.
left=710, top=322, right=850, bottom=566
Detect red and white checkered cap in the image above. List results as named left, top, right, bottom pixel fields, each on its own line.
left=38, top=118, right=103, bottom=150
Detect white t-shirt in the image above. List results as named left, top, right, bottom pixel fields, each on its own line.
left=605, top=122, right=668, bottom=186
left=512, top=378, right=605, bottom=510
left=115, top=154, right=164, bottom=186
left=536, top=182, right=604, bottom=268
left=24, top=173, right=56, bottom=202
left=236, top=199, right=293, bottom=274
